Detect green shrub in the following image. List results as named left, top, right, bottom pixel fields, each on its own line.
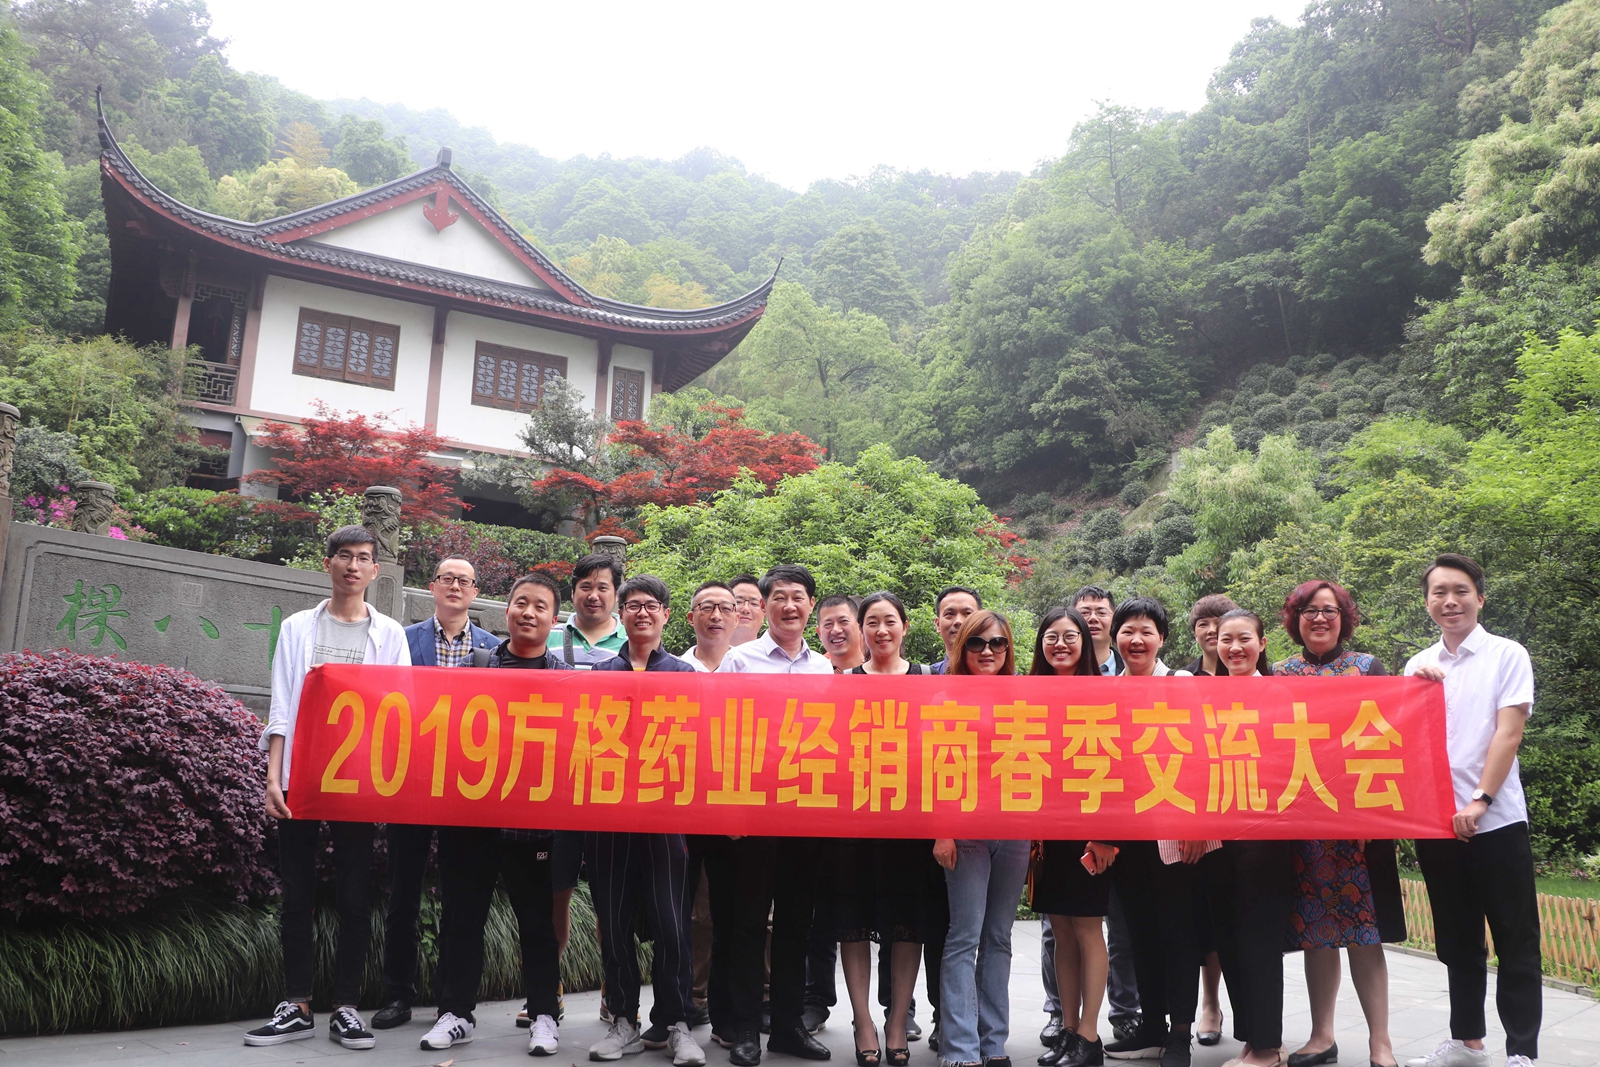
left=1118, top=481, right=1149, bottom=507
left=119, top=487, right=316, bottom=564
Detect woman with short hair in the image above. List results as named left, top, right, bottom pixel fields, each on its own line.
left=1274, top=581, right=1401, bottom=1067
left=934, top=611, right=1028, bottom=1067
left=1182, top=594, right=1240, bottom=676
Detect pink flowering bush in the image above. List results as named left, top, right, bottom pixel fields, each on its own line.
left=0, top=651, right=275, bottom=919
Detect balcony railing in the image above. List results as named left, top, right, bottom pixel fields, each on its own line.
left=183, top=359, right=239, bottom=405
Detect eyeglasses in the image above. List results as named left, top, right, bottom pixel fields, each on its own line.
left=734, top=596, right=763, bottom=608
left=622, top=600, right=664, bottom=615
left=1041, top=631, right=1081, bottom=646
left=694, top=602, right=737, bottom=616
left=1300, top=607, right=1341, bottom=619
left=432, top=575, right=477, bottom=588
left=963, top=635, right=1010, bottom=654
left=332, top=551, right=374, bottom=564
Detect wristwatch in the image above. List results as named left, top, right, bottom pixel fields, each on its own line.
left=1471, top=789, right=1495, bottom=807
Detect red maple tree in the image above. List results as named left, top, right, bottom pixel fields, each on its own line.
left=243, top=404, right=463, bottom=525
left=529, top=404, right=823, bottom=532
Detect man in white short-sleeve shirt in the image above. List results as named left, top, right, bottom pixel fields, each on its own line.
left=1403, top=553, right=1540, bottom=1067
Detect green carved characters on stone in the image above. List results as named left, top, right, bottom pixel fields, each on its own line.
left=55, top=577, right=288, bottom=668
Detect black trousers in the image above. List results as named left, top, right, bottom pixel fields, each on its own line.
left=1207, top=840, right=1292, bottom=1049
left=807, top=927, right=839, bottom=1015
left=588, top=831, right=695, bottom=1026
left=1105, top=885, right=1141, bottom=1021
left=436, top=828, right=558, bottom=1021
left=703, top=836, right=775, bottom=1034
left=1417, top=822, right=1542, bottom=1059
left=382, top=822, right=438, bottom=1005
left=278, top=812, right=373, bottom=1006
left=771, top=836, right=826, bottom=1032
left=1109, top=842, right=1168, bottom=1027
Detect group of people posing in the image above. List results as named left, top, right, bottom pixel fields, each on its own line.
left=248, top=530, right=1543, bottom=1067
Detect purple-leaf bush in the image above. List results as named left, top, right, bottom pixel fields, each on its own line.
left=0, top=651, right=275, bottom=919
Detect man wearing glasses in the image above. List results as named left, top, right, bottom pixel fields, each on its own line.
left=247, top=526, right=410, bottom=1051
left=683, top=581, right=739, bottom=672
left=370, top=557, right=501, bottom=1033
left=588, top=577, right=705, bottom=1067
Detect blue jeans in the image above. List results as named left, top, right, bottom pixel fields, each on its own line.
left=939, top=840, right=1030, bottom=1064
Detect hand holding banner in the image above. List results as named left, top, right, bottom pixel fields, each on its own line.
left=288, top=667, right=1454, bottom=839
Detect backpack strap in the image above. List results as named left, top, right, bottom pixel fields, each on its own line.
left=472, top=646, right=494, bottom=668
left=563, top=625, right=576, bottom=666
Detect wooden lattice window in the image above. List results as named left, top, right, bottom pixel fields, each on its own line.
left=472, top=341, right=568, bottom=411
left=611, top=368, right=645, bottom=421
left=292, top=309, right=398, bottom=389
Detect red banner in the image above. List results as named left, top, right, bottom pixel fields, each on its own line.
left=288, top=666, right=1454, bottom=839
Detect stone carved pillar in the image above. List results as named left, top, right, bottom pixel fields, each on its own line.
left=360, top=485, right=405, bottom=620
left=72, top=480, right=117, bottom=536
left=591, top=534, right=628, bottom=567
left=0, top=402, right=17, bottom=585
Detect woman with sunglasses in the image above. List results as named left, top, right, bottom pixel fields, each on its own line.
left=1028, top=608, right=1116, bottom=1067
left=933, top=611, right=1027, bottom=1067
left=1272, top=583, right=1401, bottom=1067
left=833, top=592, right=938, bottom=1067
left=1206, top=609, right=1292, bottom=1067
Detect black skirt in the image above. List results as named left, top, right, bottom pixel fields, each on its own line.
left=1031, top=839, right=1111, bottom=917
left=831, top=837, right=946, bottom=943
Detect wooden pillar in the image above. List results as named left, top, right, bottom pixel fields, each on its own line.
left=594, top=339, right=613, bottom=418
left=424, top=306, right=448, bottom=428
left=169, top=252, right=197, bottom=351
left=651, top=350, right=667, bottom=396
left=234, top=272, right=266, bottom=410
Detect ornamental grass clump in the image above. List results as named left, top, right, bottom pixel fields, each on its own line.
left=0, top=651, right=274, bottom=919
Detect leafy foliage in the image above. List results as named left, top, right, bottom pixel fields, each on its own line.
left=117, top=487, right=316, bottom=564
left=0, top=651, right=274, bottom=920
left=404, top=521, right=586, bottom=597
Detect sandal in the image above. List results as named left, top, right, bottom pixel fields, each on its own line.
left=855, top=1024, right=880, bottom=1067
left=887, top=1050, right=909, bottom=1066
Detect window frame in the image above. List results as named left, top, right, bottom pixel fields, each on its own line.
left=471, top=340, right=569, bottom=413
left=611, top=368, right=646, bottom=422
left=291, top=308, right=400, bottom=390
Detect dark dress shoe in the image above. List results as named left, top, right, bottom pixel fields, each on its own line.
left=370, top=1000, right=411, bottom=1030
left=928, top=1024, right=939, bottom=1054
left=761, top=1006, right=772, bottom=1035
left=1195, top=1017, right=1221, bottom=1047
left=1040, top=1011, right=1065, bottom=1046
left=985, top=1058, right=1011, bottom=1067
left=731, top=1031, right=763, bottom=1066
left=1059, top=1037, right=1103, bottom=1067
left=1039, top=1032, right=1077, bottom=1066
left=1286, top=1046, right=1338, bottom=1067
left=770, top=1025, right=832, bottom=1060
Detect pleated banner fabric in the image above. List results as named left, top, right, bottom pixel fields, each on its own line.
left=288, top=666, right=1455, bottom=839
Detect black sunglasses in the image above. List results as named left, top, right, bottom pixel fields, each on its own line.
left=963, top=635, right=1010, bottom=655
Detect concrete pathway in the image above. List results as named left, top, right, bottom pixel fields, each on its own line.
left=1, top=922, right=1594, bottom=1066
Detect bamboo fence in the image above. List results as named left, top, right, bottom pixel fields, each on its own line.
left=1399, top=878, right=1600, bottom=987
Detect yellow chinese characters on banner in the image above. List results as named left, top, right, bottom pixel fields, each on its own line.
left=292, top=669, right=1455, bottom=840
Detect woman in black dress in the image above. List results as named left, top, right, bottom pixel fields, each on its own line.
left=834, top=592, right=938, bottom=1067
left=1028, top=607, right=1116, bottom=1067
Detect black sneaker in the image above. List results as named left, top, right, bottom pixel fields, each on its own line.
left=244, top=1001, right=316, bottom=1046
left=329, top=1005, right=377, bottom=1050
left=642, top=1021, right=672, bottom=1049
left=1103, top=1024, right=1165, bottom=1060
left=1158, top=1031, right=1190, bottom=1067
left=690, top=1004, right=712, bottom=1028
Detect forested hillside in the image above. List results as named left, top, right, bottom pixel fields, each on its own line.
left=2, top=0, right=1599, bottom=856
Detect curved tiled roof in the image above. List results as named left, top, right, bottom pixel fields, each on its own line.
left=97, top=107, right=776, bottom=334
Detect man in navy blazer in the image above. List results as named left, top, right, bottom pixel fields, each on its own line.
left=374, top=556, right=500, bottom=1032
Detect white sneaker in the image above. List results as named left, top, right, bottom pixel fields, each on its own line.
left=421, top=1011, right=475, bottom=1050
left=529, top=1014, right=560, bottom=1056
left=1403, top=1040, right=1491, bottom=1067
left=1504, top=1058, right=1534, bottom=1067
left=666, top=1021, right=706, bottom=1067
left=591, top=1017, right=644, bottom=1061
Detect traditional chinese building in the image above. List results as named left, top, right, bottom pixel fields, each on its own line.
left=96, top=107, right=773, bottom=513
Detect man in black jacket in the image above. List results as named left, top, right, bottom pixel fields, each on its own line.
left=421, top=572, right=568, bottom=1055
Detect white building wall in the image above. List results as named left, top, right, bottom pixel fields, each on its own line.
left=612, top=343, right=655, bottom=418
left=297, top=204, right=551, bottom=290
left=434, top=311, right=601, bottom=452
left=251, top=275, right=434, bottom=426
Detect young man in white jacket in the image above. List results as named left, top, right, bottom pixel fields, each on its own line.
left=245, top=525, right=411, bottom=1050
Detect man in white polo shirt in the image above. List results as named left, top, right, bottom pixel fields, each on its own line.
left=1404, top=553, right=1540, bottom=1067
left=682, top=581, right=738, bottom=672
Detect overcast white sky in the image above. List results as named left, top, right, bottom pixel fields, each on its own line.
left=205, top=0, right=1311, bottom=191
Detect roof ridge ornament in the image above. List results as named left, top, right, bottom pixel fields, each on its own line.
left=436, top=147, right=452, bottom=168
left=422, top=185, right=459, bottom=232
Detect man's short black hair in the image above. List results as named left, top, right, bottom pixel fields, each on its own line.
left=1111, top=596, right=1170, bottom=641
left=759, top=564, right=816, bottom=600
left=508, top=571, right=562, bottom=607
left=432, top=555, right=476, bottom=580
left=691, top=581, right=733, bottom=606
left=935, top=586, right=983, bottom=612
left=618, top=574, right=672, bottom=610
left=817, top=593, right=861, bottom=614
left=573, top=553, right=624, bottom=587
left=728, top=574, right=762, bottom=593
left=1072, top=585, right=1117, bottom=609
left=325, top=524, right=377, bottom=558
left=1423, top=552, right=1485, bottom=596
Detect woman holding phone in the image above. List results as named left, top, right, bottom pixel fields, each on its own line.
left=1207, top=609, right=1293, bottom=1067
left=934, top=611, right=1027, bottom=1067
left=833, top=592, right=936, bottom=1067
left=1028, top=607, right=1116, bottom=1067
